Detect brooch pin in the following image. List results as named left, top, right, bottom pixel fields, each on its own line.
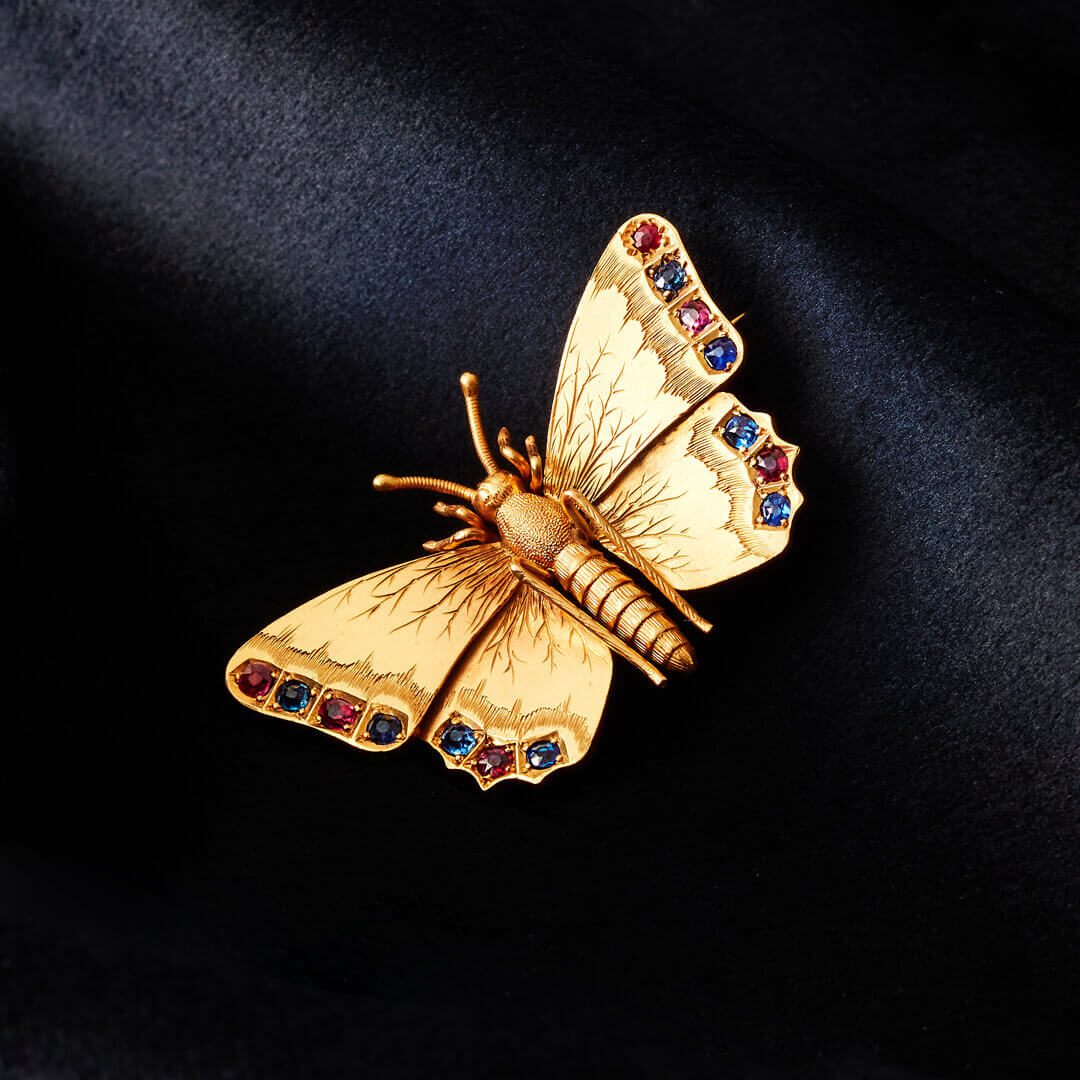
left=226, top=215, right=803, bottom=787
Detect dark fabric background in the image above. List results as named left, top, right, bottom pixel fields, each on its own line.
left=4, top=1, right=1079, bottom=1077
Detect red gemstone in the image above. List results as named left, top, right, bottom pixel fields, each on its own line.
left=475, top=744, right=514, bottom=780
left=236, top=660, right=275, bottom=698
left=630, top=221, right=661, bottom=253
left=752, top=446, right=789, bottom=483
left=678, top=299, right=712, bottom=334
left=318, top=696, right=358, bottom=732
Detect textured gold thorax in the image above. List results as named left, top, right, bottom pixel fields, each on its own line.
left=227, top=215, right=803, bottom=788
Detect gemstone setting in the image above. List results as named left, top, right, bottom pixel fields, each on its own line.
left=275, top=679, right=312, bottom=713
left=236, top=660, right=276, bottom=699
left=677, top=299, right=712, bottom=334
left=525, top=739, right=560, bottom=770
left=318, top=696, right=358, bottom=733
left=651, top=259, right=687, bottom=300
left=703, top=336, right=738, bottom=371
left=752, top=445, right=789, bottom=484
left=761, top=491, right=792, bottom=526
left=475, top=744, right=514, bottom=781
left=630, top=221, right=661, bottom=254
left=367, top=712, right=404, bottom=745
left=440, top=722, right=478, bottom=759
left=722, top=414, right=760, bottom=451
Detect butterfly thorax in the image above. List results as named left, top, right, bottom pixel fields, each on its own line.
left=494, top=489, right=575, bottom=571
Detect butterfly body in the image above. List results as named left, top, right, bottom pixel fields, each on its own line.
left=226, top=215, right=803, bottom=788
left=488, top=484, right=574, bottom=571
left=476, top=475, right=696, bottom=672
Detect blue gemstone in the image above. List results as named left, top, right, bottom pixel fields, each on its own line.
left=526, top=739, right=560, bottom=770
left=651, top=259, right=687, bottom=299
left=761, top=492, right=792, bottom=526
left=440, top=722, right=478, bottom=758
left=723, top=414, right=759, bottom=450
left=367, top=712, right=403, bottom=744
left=704, top=336, right=738, bottom=371
left=275, top=679, right=311, bottom=712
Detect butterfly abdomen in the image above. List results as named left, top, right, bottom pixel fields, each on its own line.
left=553, top=541, right=695, bottom=673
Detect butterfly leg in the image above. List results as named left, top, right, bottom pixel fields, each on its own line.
left=424, top=501, right=497, bottom=551
left=496, top=427, right=544, bottom=493
left=423, top=527, right=491, bottom=553
left=523, top=435, right=544, bottom=493
left=560, top=489, right=713, bottom=634
left=432, top=501, right=491, bottom=533
left=509, top=558, right=667, bottom=687
left=497, top=428, right=532, bottom=483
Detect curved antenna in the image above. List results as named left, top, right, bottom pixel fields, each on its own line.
left=459, top=372, right=499, bottom=475
left=373, top=474, right=478, bottom=503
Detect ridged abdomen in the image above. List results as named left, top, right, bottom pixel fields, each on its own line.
left=553, top=541, right=695, bottom=672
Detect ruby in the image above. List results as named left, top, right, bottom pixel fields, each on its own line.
left=630, top=221, right=661, bottom=254
left=236, top=660, right=275, bottom=698
left=318, top=696, right=358, bottom=733
left=475, top=744, right=514, bottom=780
left=752, top=445, right=789, bottom=483
left=678, top=299, right=712, bottom=335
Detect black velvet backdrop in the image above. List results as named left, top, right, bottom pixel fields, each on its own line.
left=5, top=1, right=1080, bottom=1077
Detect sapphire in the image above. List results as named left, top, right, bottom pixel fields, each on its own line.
left=475, top=744, right=514, bottom=780
left=440, top=722, right=478, bottom=758
left=651, top=259, right=687, bottom=300
left=318, top=696, right=358, bottom=732
left=236, top=660, right=275, bottom=699
left=630, top=221, right=661, bottom=254
left=761, top=491, right=792, bottom=526
left=526, top=739, right=560, bottom=770
left=367, top=712, right=404, bottom=745
left=677, top=299, right=712, bottom=335
left=703, top=336, right=738, bottom=371
left=752, top=445, right=789, bottom=484
left=722, top=414, right=759, bottom=450
left=275, top=679, right=311, bottom=712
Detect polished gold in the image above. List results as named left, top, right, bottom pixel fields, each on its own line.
left=597, top=394, right=802, bottom=591
left=545, top=218, right=746, bottom=504
left=460, top=371, right=500, bottom=475
left=421, top=585, right=614, bottom=786
left=550, top=538, right=694, bottom=673
left=509, top=558, right=666, bottom=688
left=560, top=488, right=711, bottom=634
left=226, top=214, right=803, bottom=788
left=225, top=545, right=518, bottom=743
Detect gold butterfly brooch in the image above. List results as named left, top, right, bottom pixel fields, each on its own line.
left=226, top=215, right=803, bottom=788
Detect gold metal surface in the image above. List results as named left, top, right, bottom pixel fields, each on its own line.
left=560, top=488, right=712, bottom=633
left=226, top=214, right=803, bottom=788
left=421, top=585, right=615, bottom=786
left=510, top=558, right=666, bottom=688
left=598, top=393, right=802, bottom=591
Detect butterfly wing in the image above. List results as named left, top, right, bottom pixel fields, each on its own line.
left=225, top=545, right=518, bottom=750
left=597, top=394, right=802, bottom=591
left=544, top=214, right=744, bottom=502
left=546, top=214, right=802, bottom=591
left=420, top=586, right=613, bottom=787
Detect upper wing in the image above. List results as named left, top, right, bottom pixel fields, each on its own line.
left=224, top=545, right=518, bottom=750
left=419, top=586, right=613, bottom=787
left=597, top=392, right=803, bottom=591
left=544, top=214, right=744, bottom=502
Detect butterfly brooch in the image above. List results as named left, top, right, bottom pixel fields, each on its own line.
left=225, top=215, right=803, bottom=788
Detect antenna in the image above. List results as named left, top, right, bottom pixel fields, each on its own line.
left=459, top=373, right=499, bottom=475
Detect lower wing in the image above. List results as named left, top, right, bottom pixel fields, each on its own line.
left=596, top=392, right=803, bottom=591
left=420, top=587, right=614, bottom=787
